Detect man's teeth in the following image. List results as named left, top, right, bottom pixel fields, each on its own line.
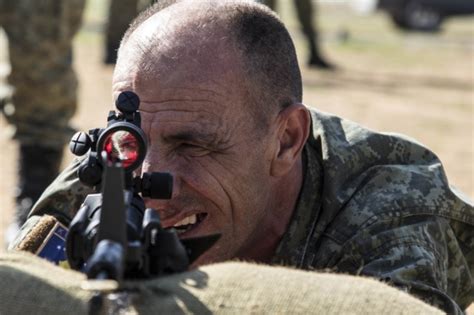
left=173, top=214, right=197, bottom=227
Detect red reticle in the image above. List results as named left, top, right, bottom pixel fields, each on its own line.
left=103, top=131, right=140, bottom=168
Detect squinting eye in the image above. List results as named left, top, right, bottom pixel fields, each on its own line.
left=178, top=143, right=210, bottom=157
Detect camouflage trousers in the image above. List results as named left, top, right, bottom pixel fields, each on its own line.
left=0, top=0, right=85, bottom=149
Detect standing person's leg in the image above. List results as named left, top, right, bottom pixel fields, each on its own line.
left=0, top=0, right=13, bottom=110
left=2, top=0, right=85, bottom=239
left=294, top=0, right=334, bottom=69
left=104, top=0, right=140, bottom=64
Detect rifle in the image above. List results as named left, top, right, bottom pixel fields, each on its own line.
left=66, top=91, right=219, bottom=313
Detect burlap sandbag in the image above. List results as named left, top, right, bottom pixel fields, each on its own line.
left=0, top=251, right=442, bottom=314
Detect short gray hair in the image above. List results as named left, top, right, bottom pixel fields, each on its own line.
left=121, top=0, right=302, bottom=126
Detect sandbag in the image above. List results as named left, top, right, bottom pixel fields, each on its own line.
left=0, top=251, right=442, bottom=314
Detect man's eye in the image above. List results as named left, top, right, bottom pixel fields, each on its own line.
left=178, top=143, right=210, bottom=157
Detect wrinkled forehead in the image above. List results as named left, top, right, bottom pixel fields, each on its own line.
left=113, top=9, right=244, bottom=97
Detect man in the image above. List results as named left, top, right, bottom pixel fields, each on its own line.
left=11, top=1, right=473, bottom=313
left=0, top=0, right=85, bottom=242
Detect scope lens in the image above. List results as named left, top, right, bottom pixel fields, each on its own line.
left=103, top=130, right=141, bottom=168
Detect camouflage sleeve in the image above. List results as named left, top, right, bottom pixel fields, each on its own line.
left=9, top=158, right=91, bottom=251
left=334, top=216, right=473, bottom=314
left=28, top=157, right=92, bottom=224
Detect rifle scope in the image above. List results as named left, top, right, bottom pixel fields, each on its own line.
left=66, top=91, right=218, bottom=280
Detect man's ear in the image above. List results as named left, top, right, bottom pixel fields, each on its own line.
left=270, top=104, right=310, bottom=177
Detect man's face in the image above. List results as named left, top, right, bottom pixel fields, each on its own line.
left=113, top=30, right=279, bottom=265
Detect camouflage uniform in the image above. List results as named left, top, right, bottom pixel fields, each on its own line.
left=11, top=109, right=474, bottom=313
left=0, top=0, right=85, bottom=227
left=0, top=0, right=85, bottom=148
left=272, top=110, right=474, bottom=313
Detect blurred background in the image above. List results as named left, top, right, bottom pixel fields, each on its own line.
left=0, top=1, right=472, bottom=309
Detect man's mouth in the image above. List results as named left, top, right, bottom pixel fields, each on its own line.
left=168, top=213, right=208, bottom=235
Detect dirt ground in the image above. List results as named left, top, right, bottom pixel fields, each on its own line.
left=0, top=1, right=472, bottom=312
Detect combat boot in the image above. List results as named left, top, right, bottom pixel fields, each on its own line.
left=307, top=37, right=336, bottom=70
